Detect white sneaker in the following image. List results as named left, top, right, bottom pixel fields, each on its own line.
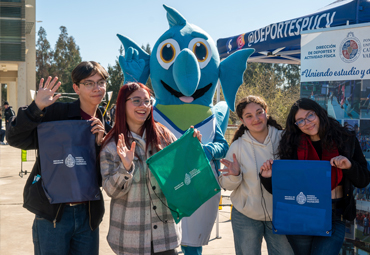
left=0, top=142, right=5, bottom=145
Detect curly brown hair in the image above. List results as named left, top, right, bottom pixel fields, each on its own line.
left=232, top=95, right=282, bottom=143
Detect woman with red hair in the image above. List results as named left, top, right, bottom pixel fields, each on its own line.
left=100, top=82, right=188, bottom=255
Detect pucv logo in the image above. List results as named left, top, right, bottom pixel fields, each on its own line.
left=65, top=154, right=76, bottom=168
left=340, top=32, right=361, bottom=63
left=184, top=173, right=191, bottom=185
left=296, top=192, right=307, bottom=205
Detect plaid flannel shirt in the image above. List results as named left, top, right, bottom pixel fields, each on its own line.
left=100, top=131, right=181, bottom=255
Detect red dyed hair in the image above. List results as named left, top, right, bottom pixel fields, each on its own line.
left=101, top=82, right=172, bottom=153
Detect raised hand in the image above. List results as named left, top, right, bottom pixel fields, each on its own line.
left=330, top=155, right=352, bottom=170
left=117, top=133, right=136, bottom=170
left=89, top=117, right=105, bottom=146
left=219, top=154, right=241, bottom=176
left=35, top=76, right=62, bottom=111
left=118, top=47, right=145, bottom=83
left=260, top=159, right=274, bottom=178
left=191, top=126, right=202, bottom=142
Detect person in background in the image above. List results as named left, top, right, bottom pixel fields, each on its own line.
left=219, top=96, right=293, bottom=255
left=6, top=61, right=110, bottom=255
left=3, top=101, right=15, bottom=134
left=0, top=109, right=6, bottom=145
left=260, top=98, right=370, bottom=255
left=364, top=215, right=369, bottom=236
left=109, top=103, right=116, bottom=126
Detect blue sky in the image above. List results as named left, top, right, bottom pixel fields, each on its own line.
left=35, top=0, right=334, bottom=70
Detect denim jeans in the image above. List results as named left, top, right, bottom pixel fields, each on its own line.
left=286, top=210, right=345, bottom=255
left=231, top=207, right=294, bottom=255
left=32, top=203, right=99, bottom=255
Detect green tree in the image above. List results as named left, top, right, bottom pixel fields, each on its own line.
left=225, top=63, right=300, bottom=127
left=107, top=46, right=124, bottom=106
left=276, top=64, right=301, bottom=89
left=243, top=63, right=284, bottom=88
left=141, top=43, right=153, bottom=92
left=36, top=27, right=53, bottom=87
left=51, top=26, right=81, bottom=97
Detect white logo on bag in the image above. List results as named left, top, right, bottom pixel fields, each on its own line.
left=184, top=173, right=191, bottom=185
left=296, top=192, right=307, bottom=205
left=174, top=169, right=201, bottom=190
left=65, top=154, right=76, bottom=168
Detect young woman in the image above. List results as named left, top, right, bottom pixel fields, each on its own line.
left=260, top=98, right=370, bottom=255
left=219, top=96, right=293, bottom=255
left=100, top=82, right=203, bottom=255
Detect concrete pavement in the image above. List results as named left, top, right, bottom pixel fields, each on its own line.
left=0, top=144, right=268, bottom=255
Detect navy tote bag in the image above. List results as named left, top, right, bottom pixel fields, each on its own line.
left=37, top=120, right=100, bottom=204
left=271, top=160, right=332, bottom=236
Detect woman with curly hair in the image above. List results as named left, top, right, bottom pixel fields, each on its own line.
left=260, top=98, right=370, bottom=255
left=219, top=96, right=293, bottom=255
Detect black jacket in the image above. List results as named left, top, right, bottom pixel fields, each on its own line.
left=260, top=134, right=370, bottom=221
left=6, top=99, right=111, bottom=230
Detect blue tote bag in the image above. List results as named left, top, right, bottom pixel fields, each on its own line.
left=271, top=160, right=332, bottom=236
left=37, top=120, right=101, bottom=204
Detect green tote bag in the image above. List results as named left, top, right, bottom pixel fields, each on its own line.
left=146, top=128, right=220, bottom=223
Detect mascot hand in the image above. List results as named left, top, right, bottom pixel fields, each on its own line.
left=119, top=47, right=145, bottom=83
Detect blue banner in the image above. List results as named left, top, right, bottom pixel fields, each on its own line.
left=217, top=0, right=370, bottom=62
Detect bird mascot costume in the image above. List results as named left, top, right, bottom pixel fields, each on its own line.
left=117, top=5, right=254, bottom=254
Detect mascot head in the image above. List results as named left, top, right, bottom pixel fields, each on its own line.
left=117, top=5, right=254, bottom=112
left=150, top=5, right=220, bottom=107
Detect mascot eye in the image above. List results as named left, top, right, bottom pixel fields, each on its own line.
left=156, top=39, right=180, bottom=70
left=188, top=38, right=212, bottom=69
left=193, top=42, right=207, bottom=62
left=161, top=44, right=175, bottom=62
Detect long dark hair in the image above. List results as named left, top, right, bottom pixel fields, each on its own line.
left=101, top=82, right=172, bottom=153
left=232, top=95, right=282, bottom=143
left=278, top=98, right=353, bottom=159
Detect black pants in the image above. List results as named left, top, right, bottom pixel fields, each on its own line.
left=151, top=243, right=178, bottom=255
left=0, top=129, right=5, bottom=142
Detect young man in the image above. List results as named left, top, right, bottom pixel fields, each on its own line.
left=6, top=61, right=110, bottom=255
left=3, top=101, right=15, bottom=130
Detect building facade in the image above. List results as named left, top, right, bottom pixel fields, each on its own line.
left=0, top=0, right=36, bottom=111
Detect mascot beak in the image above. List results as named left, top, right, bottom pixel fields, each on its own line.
left=172, top=48, right=201, bottom=103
